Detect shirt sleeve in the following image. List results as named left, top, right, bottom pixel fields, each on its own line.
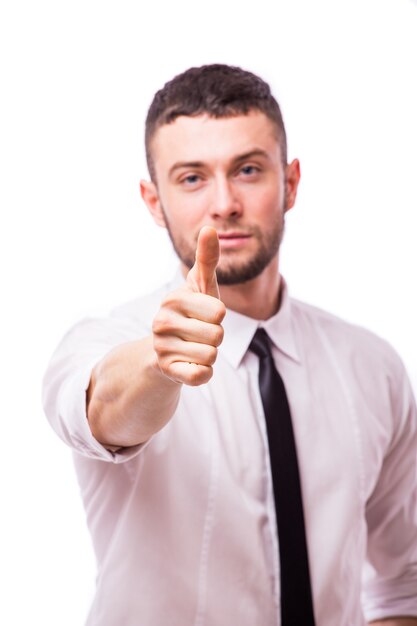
left=42, top=315, right=151, bottom=463
left=361, top=360, right=417, bottom=620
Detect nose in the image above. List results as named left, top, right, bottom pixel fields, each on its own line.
left=209, top=176, right=243, bottom=220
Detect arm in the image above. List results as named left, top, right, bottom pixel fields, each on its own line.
left=86, top=336, right=182, bottom=447
left=362, top=358, right=417, bottom=622
left=87, top=227, right=225, bottom=448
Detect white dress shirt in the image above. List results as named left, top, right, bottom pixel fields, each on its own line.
left=42, top=274, right=417, bottom=626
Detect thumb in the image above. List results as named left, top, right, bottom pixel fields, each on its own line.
left=188, top=226, right=220, bottom=298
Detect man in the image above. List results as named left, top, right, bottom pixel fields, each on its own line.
left=43, top=64, right=417, bottom=625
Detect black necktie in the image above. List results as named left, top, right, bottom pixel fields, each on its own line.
left=250, top=328, right=316, bottom=625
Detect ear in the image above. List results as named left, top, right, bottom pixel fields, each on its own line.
left=284, top=159, right=301, bottom=212
left=140, top=179, right=167, bottom=228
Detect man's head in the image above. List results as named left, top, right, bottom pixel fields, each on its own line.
left=145, top=64, right=288, bottom=184
left=141, top=65, right=300, bottom=286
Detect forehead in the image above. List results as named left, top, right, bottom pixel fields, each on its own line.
left=150, top=111, right=281, bottom=171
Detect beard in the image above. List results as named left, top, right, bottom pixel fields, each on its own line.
left=162, top=201, right=286, bottom=286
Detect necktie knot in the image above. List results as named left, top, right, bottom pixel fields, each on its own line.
left=249, top=327, right=273, bottom=360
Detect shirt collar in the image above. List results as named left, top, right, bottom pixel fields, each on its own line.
left=220, top=277, right=301, bottom=369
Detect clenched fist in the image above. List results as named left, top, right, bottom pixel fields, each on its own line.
left=152, top=226, right=226, bottom=386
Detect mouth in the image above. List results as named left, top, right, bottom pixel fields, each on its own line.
left=217, top=232, right=252, bottom=249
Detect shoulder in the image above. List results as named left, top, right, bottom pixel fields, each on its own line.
left=289, top=298, right=417, bottom=435
left=52, top=276, right=181, bottom=357
left=110, top=278, right=176, bottom=329
left=290, top=297, right=405, bottom=376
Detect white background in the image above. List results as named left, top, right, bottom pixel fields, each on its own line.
left=1, top=0, right=416, bottom=623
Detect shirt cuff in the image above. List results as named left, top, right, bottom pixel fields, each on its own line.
left=56, top=361, right=150, bottom=463
left=362, top=565, right=417, bottom=621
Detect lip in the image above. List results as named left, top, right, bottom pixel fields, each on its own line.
left=217, top=232, right=252, bottom=249
left=218, top=231, right=251, bottom=239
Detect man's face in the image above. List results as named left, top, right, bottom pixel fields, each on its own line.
left=142, top=111, right=300, bottom=285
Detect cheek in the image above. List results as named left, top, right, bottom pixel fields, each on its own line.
left=164, top=189, right=209, bottom=228
left=244, top=185, right=283, bottom=218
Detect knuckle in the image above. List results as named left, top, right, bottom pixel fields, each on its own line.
left=188, top=366, right=212, bottom=387
left=212, top=325, right=224, bottom=347
left=152, top=336, right=168, bottom=359
left=161, top=291, right=179, bottom=309
left=187, top=373, right=201, bottom=387
left=162, top=287, right=188, bottom=311
left=152, top=308, right=174, bottom=336
left=206, top=345, right=218, bottom=365
left=212, top=301, right=226, bottom=324
left=152, top=313, right=164, bottom=336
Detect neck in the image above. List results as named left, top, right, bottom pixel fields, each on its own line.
left=219, top=259, right=282, bottom=320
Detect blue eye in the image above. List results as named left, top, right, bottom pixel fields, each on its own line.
left=183, top=174, right=200, bottom=185
left=240, top=165, right=259, bottom=176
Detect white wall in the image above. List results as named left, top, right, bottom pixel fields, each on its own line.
left=1, top=0, right=416, bottom=623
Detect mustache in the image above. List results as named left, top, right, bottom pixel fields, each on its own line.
left=194, top=224, right=262, bottom=240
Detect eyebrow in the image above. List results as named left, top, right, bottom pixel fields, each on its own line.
left=233, top=149, right=270, bottom=164
left=168, top=161, right=205, bottom=178
left=168, top=149, right=271, bottom=178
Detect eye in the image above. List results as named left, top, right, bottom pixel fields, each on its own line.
left=180, top=173, right=201, bottom=186
left=239, top=164, right=260, bottom=177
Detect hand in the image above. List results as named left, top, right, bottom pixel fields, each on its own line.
left=152, top=226, right=226, bottom=386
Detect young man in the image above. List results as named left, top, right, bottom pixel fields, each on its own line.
left=43, top=65, right=417, bottom=625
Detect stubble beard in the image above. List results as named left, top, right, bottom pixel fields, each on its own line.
left=162, top=202, right=287, bottom=286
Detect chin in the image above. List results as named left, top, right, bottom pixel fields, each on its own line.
left=216, top=249, right=279, bottom=286
left=216, top=265, right=267, bottom=286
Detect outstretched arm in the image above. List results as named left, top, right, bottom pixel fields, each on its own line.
left=87, top=227, right=226, bottom=448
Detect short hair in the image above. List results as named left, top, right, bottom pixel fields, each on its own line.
left=145, top=64, right=287, bottom=182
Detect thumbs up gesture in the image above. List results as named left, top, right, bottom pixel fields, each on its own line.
left=152, top=227, right=226, bottom=386
left=186, top=226, right=221, bottom=298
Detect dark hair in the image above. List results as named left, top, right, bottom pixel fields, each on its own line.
left=145, top=64, right=287, bottom=182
